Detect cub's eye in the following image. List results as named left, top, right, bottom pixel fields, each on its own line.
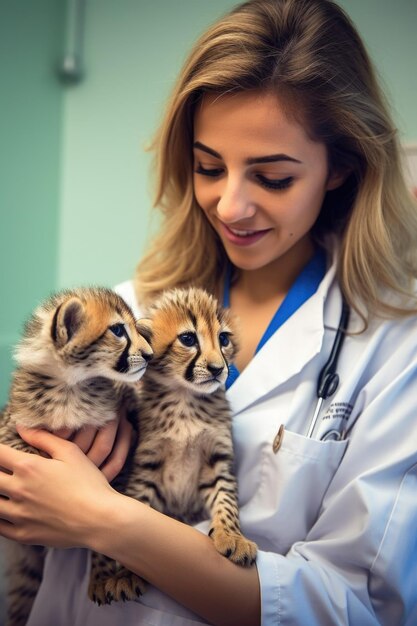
left=219, top=332, right=231, bottom=347
left=109, top=323, right=126, bottom=338
left=178, top=332, right=198, bottom=347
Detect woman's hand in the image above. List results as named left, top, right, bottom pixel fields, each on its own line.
left=0, top=429, right=119, bottom=548
left=55, top=408, right=134, bottom=482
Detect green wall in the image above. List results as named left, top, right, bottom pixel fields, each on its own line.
left=339, top=0, right=417, bottom=141
left=0, top=0, right=65, bottom=406
left=57, top=0, right=239, bottom=291
left=1, top=0, right=416, bottom=406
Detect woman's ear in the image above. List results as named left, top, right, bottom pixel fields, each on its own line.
left=326, top=168, right=350, bottom=191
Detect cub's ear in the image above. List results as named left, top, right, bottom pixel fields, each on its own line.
left=136, top=318, right=153, bottom=345
left=221, top=309, right=240, bottom=361
left=51, top=297, right=85, bottom=347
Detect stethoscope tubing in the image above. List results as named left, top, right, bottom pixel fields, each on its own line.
left=307, top=297, right=350, bottom=439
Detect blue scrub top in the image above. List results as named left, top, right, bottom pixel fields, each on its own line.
left=223, top=248, right=327, bottom=389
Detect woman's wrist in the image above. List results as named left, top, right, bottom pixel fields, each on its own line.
left=83, top=488, right=136, bottom=555
left=87, top=493, right=260, bottom=626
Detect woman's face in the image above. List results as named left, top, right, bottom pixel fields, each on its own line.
left=193, top=90, right=343, bottom=274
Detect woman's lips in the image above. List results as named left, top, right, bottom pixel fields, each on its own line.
left=219, top=222, right=272, bottom=246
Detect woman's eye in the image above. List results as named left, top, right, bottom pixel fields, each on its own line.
left=219, top=332, right=230, bottom=347
left=109, top=323, right=126, bottom=338
left=195, top=163, right=224, bottom=178
left=178, top=332, right=198, bottom=347
left=256, top=175, right=293, bottom=191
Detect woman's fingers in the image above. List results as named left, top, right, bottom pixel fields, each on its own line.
left=53, top=427, right=73, bottom=440
left=100, top=412, right=134, bottom=482
left=82, top=419, right=118, bottom=469
left=15, top=427, right=77, bottom=461
left=0, top=495, right=15, bottom=524
left=70, top=425, right=100, bottom=455
left=15, top=415, right=134, bottom=483
left=49, top=425, right=100, bottom=456
left=0, top=442, right=22, bottom=473
left=0, top=519, right=16, bottom=541
left=0, top=466, right=12, bottom=490
left=0, top=433, right=117, bottom=548
left=73, top=414, right=134, bottom=481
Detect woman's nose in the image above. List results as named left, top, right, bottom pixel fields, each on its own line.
left=216, top=176, right=256, bottom=223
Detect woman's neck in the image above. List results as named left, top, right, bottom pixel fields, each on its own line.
left=228, top=237, right=317, bottom=372
left=232, top=236, right=316, bottom=303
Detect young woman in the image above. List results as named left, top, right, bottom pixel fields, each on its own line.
left=1, top=0, right=417, bottom=624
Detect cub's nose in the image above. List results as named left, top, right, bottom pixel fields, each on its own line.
left=207, top=364, right=224, bottom=377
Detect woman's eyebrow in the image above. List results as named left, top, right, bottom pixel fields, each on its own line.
left=193, top=141, right=302, bottom=164
left=193, top=141, right=221, bottom=158
left=247, top=154, right=302, bottom=165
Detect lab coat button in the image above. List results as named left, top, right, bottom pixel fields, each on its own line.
left=272, top=424, right=285, bottom=453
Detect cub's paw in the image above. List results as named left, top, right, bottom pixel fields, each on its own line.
left=88, top=578, right=108, bottom=606
left=89, top=569, right=146, bottom=605
left=104, top=569, right=146, bottom=604
left=209, top=526, right=257, bottom=567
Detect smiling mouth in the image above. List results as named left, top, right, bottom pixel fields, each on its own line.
left=220, top=222, right=272, bottom=245
left=228, top=227, right=260, bottom=237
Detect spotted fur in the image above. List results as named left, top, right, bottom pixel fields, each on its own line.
left=89, top=287, right=257, bottom=605
left=0, top=287, right=153, bottom=626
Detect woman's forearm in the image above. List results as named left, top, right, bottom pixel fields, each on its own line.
left=0, top=430, right=260, bottom=625
left=92, top=492, right=261, bottom=626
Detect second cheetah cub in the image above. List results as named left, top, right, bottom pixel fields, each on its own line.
left=89, top=287, right=257, bottom=605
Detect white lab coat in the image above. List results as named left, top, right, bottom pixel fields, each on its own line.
left=27, top=252, right=417, bottom=626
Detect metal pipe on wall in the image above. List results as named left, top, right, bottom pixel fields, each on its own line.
left=58, top=0, right=86, bottom=84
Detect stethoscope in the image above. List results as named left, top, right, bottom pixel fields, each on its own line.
left=306, top=297, right=350, bottom=439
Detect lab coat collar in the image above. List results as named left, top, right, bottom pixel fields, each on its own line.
left=226, top=244, right=343, bottom=415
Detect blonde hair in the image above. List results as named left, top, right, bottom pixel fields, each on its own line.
left=136, top=0, right=417, bottom=324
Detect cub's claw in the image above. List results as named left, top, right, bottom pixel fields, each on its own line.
left=89, top=569, right=146, bottom=605
left=209, top=527, right=257, bottom=566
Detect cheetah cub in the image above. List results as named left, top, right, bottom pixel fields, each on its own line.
left=89, top=287, right=257, bottom=605
left=0, top=287, right=153, bottom=626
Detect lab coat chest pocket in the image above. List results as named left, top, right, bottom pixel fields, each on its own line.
left=240, top=431, right=348, bottom=554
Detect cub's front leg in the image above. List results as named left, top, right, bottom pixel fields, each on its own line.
left=199, top=450, right=257, bottom=567
left=3, top=541, right=45, bottom=626
left=88, top=455, right=165, bottom=605
left=0, top=419, right=46, bottom=626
